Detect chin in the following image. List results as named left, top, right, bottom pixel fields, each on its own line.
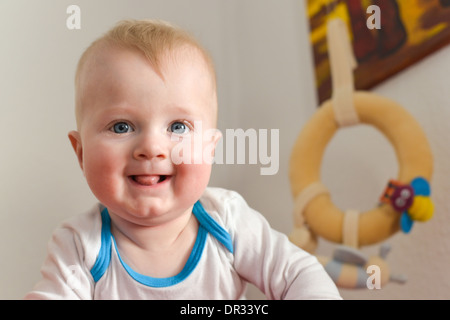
left=114, top=201, right=183, bottom=226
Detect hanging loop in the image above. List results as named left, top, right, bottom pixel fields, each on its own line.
left=327, top=18, right=359, bottom=127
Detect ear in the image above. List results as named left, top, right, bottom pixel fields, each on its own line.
left=68, top=130, right=84, bottom=171
left=211, top=129, right=222, bottom=148
left=209, top=128, right=222, bottom=158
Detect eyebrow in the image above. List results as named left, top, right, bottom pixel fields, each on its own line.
left=94, top=103, right=204, bottom=120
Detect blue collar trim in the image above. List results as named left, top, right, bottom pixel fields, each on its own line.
left=90, top=208, right=112, bottom=282
left=193, top=201, right=234, bottom=253
left=90, top=200, right=233, bottom=287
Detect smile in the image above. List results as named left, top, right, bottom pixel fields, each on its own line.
left=129, top=175, right=169, bottom=186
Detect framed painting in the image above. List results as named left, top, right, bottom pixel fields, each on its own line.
left=307, top=0, right=450, bottom=104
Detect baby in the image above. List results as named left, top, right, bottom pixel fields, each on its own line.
left=25, top=19, right=341, bottom=300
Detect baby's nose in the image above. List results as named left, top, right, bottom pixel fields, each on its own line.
left=132, top=132, right=168, bottom=161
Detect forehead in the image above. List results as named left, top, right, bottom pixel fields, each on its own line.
left=79, top=41, right=215, bottom=88
left=76, top=44, right=217, bottom=126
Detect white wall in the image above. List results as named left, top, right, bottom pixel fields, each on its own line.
left=1, top=0, right=449, bottom=300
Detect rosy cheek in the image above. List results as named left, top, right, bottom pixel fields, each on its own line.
left=82, top=146, right=119, bottom=192
left=177, top=163, right=212, bottom=192
left=84, top=160, right=110, bottom=192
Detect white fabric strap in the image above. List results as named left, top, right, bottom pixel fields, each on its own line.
left=342, top=209, right=360, bottom=248
left=293, top=182, right=329, bottom=227
left=327, top=18, right=360, bottom=127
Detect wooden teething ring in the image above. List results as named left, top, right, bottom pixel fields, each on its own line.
left=289, top=91, right=433, bottom=248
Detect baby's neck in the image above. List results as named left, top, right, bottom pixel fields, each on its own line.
left=110, top=209, right=199, bottom=278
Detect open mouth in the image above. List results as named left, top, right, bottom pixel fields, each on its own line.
left=130, top=175, right=168, bottom=186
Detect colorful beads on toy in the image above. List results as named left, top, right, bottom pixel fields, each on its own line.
left=390, top=185, right=414, bottom=212
left=379, top=180, right=402, bottom=205
left=380, top=177, right=433, bottom=233
left=408, top=196, right=434, bottom=222
left=400, top=212, right=414, bottom=233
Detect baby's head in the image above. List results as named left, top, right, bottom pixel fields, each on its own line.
left=69, top=20, right=221, bottom=225
left=74, top=19, right=218, bottom=129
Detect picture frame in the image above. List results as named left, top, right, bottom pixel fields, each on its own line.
left=307, top=0, right=450, bottom=104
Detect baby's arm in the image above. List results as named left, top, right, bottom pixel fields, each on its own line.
left=227, top=194, right=342, bottom=300
left=24, top=226, right=94, bottom=300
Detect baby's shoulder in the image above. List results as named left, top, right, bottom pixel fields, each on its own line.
left=201, top=186, right=242, bottom=204
left=200, top=187, right=245, bottom=214
left=53, top=204, right=103, bottom=252
left=59, top=204, right=103, bottom=235
left=44, top=204, right=103, bottom=268
left=200, top=187, right=255, bottom=226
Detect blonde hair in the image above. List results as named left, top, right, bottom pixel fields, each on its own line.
left=74, top=19, right=217, bottom=127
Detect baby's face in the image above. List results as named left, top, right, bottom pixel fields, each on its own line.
left=70, top=46, right=220, bottom=226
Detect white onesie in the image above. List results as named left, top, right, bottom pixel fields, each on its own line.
left=25, top=187, right=341, bottom=300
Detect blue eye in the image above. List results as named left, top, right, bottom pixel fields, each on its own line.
left=111, top=122, right=133, bottom=134
left=169, top=121, right=190, bottom=134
